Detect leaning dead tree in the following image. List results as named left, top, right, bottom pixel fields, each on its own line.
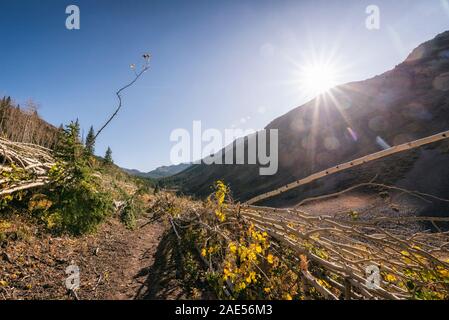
left=0, top=54, right=151, bottom=198
left=0, top=137, right=55, bottom=196
left=89, top=53, right=151, bottom=146
left=245, top=129, right=449, bottom=205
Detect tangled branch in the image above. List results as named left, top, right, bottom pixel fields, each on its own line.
left=151, top=186, right=449, bottom=300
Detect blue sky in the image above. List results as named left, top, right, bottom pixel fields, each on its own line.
left=0, top=0, right=448, bottom=171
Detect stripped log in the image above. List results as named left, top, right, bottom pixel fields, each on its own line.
left=246, top=129, right=449, bottom=205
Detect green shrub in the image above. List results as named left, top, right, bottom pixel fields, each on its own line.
left=45, top=181, right=113, bottom=234
left=120, top=195, right=145, bottom=230
left=42, top=120, right=114, bottom=235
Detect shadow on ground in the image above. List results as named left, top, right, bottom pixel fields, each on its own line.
left=133, top=230, right=186, bottom=299
left=133, top=229, right=214, bottom=300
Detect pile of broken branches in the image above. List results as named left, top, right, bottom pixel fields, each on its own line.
left=158, top=190, right=449, bottom=300
left=0, top=136, right=55, bottom=197
left=240, top=204, right=449, bottom=300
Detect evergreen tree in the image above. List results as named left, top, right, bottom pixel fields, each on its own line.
left=104, top=146, right=113, bottom=164
left=154, top=181, right=160, bottom=194
left=47, top=120, right=113, bottom=234
left=55, top=120, right=83, bottom=163
left=85, top=126, right=95, bottom=155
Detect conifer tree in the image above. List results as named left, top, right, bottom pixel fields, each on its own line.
left=154, top=182, right=160, bottom=194
left=55, top=120, right=83, bottom=163
left=104, top=146, right=113, bottom=164
left=85, top=126, right=95, bottom=155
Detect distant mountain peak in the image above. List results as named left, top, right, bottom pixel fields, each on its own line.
left=123, top=163, right=191, bottom=179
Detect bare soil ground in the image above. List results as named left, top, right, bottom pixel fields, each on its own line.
left=0, top=214, right=199, bottom=300
left=296, top=189, right=437, bottom=219
left=293, top=189, right=449, bottom=234
left=297, top=192, right=380, bottom=216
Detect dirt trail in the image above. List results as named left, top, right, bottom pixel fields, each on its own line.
left=109, top=219, right=166, bottom=299
left=0, top=215, right=192, bottom=300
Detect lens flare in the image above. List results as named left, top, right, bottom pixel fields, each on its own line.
left=298, top=62, right=338, bottom=98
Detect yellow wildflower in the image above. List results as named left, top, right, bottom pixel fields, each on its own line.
left=385, top=274, right=397, bottom=282
left=437, top=267, right=449, bottom=278
left=229, top=242, right=237, bottom=254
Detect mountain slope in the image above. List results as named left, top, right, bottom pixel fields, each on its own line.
left=172, top=31, right=449, bottom=204
left=124, top=163, right=191, bottom=179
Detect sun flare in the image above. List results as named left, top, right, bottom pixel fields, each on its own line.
left=300, top=62, right=338, bottom=98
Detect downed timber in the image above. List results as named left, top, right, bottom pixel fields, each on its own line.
left=0, top=137, right=55, bottom=196
left=245, top=129, right=449, bottom=205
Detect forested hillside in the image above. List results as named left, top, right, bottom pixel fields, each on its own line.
left=0, top=97, right=59, bottom=149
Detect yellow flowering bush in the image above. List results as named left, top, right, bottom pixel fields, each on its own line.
left=207, top=180, right=228, bottom=222
left=157, top=180, right=449, bottom=300
left=180, top=181, right=303, bottom=299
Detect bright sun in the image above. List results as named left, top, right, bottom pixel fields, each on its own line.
left=299, top=62, right=338, bottom=98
